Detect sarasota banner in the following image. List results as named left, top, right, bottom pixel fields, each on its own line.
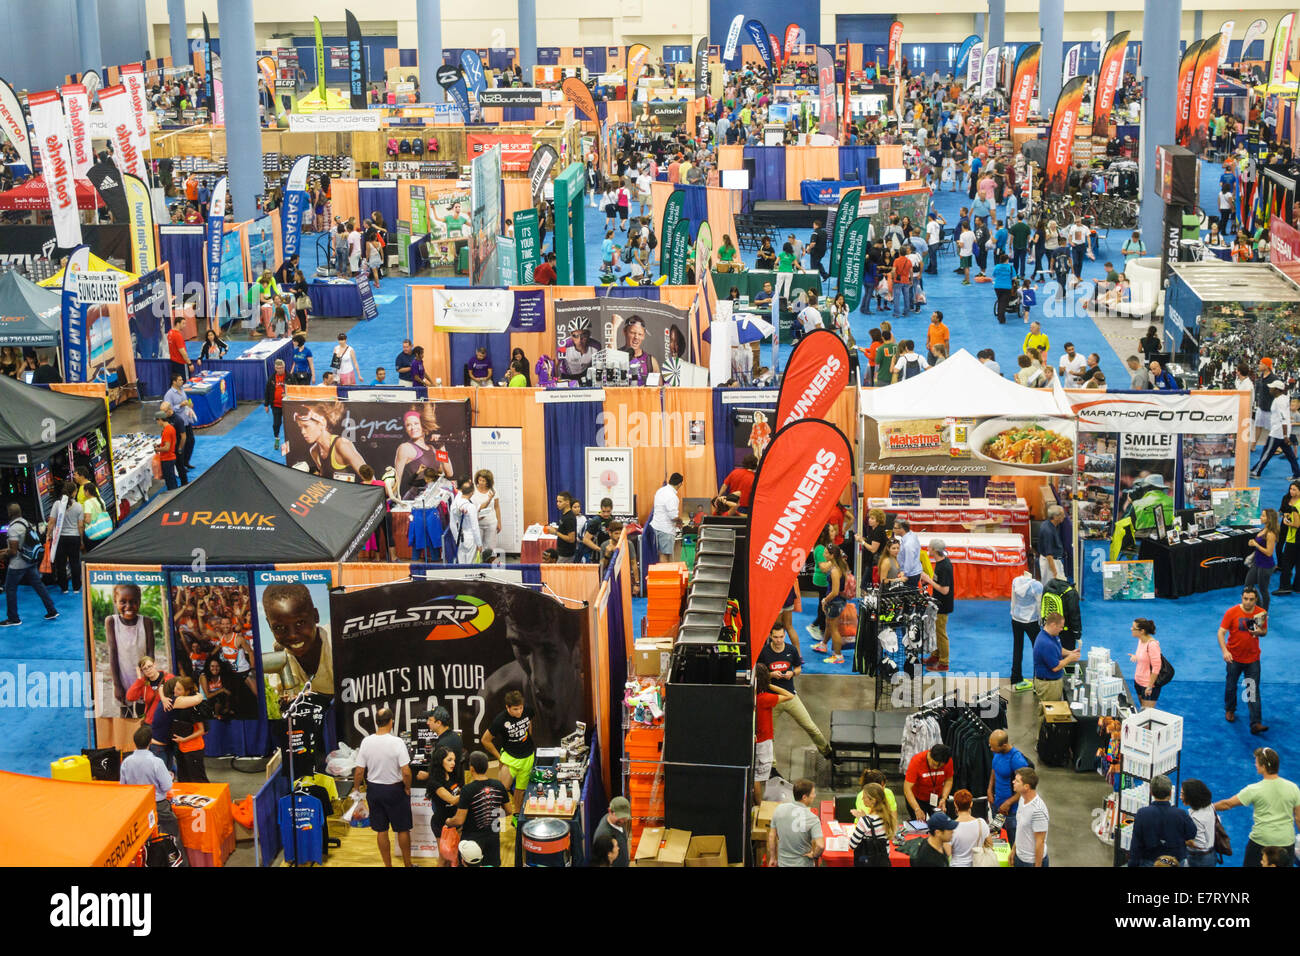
left=27, top=90, right=82, bottom=248
left=1091, top=31, right=1130, bottom=136
left=282, top=155, right=311, bottom=260
left=746, top=419, right=854, bottom=661
left=776, top=330, right=850, bottom=428
left=1045, top=76, right=1087, bottom=195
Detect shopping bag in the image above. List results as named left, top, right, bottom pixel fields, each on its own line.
left=151, top=453, right=163, bottom=481
left=439, top=824, right=461, bottom=865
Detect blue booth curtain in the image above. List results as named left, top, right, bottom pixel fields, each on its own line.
left=543, top=399, right=603, bottom=510
left=357, top=182, right=398, bottom=237
left=159, top=226, right=205, bottom=314
left=448, top=331, right=512, bottom=386
left=838, top=146, right=878, bottom=186
left=743, top=146, right=786, bottom=203
left=678, top=184, right=709, bottom=238
left=504, top=107, right=536, bottom=123
left=488, top=48, right=514, bottom=70
left=596, top=285, right=661, bottom=301
left=712, top=388, right=777, bottom=488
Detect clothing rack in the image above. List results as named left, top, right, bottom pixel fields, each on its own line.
left=855, top=585, right=937, bottom=709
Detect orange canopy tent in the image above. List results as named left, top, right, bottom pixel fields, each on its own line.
left=0, top=771, right=155, bottom=866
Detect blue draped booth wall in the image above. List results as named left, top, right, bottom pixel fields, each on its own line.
left=447, top=332, right=512, bottom=387
left=357, top=181, right=398, bottom=236
left=744, top=146, right=786, bottom=202
left=543, top=399, right=603, bottom=508
left=159, top=225, right=206, bottom=314
left=711, top=387, right=777, bottom=490
left=838, top=145, right=879, bottom=185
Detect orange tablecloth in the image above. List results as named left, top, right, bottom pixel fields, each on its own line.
left=169, top=782, right=236, bottom=867
left=819, top=800, right=910, bottom=867
left=521, top=532, right=557, bottom=565
left=870, top=497, right=1031, bottom=552
left=918, top=532, right=1027, bottom=599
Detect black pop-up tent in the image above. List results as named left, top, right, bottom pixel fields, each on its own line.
left=0, top=373, right=107, bottom=466
left=90, top=446, right=386, bottom=564
left=0, top=269, right=62, bottom=350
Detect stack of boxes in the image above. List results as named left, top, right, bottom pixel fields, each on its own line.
left=1120, top=709, right=1183, bottom=780
left=624, top=725, right=665, bottom=845
left=645, top=562, right=689, bottom=639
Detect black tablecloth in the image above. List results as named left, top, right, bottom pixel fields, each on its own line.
left=1138, top=530, right=1254, bottom=599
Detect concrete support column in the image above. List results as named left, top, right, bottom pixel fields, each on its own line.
left=76, top=0, right=103, bottom=71
left=518, top=0, right=537, bottom=74
left=975, top=13, right=985, bottom=41
left=1193, top=9, right=1202, bottom=41
left=988, top=0, right=1005, bottom=50
left=416, top=0, right=443, bottom=102
left=1039, top=0, right=1064, bottom=113
left=216, top=0, right=260, bottom=222
left=167, top=0, right=189, bottom=68
left=1139, top=0, right=1181, bottom=248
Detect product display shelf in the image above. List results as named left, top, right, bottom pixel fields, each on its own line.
left=622, top=669, right=667, bottom=846
left=1110, top=708, right=1183, bottom=866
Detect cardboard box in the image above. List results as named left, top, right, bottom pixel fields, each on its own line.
left=1042, top=701, right=1076, bottom=723
left=633, top=826, right=691, bottom=866
left=751, top=800, right=780, bottom=841
left=685, top=835, right=729, bottom=867
left=633, top=640, right=673, bottom=677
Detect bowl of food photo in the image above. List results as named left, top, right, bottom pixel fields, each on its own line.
left=968, top=417, right=1075, bottom=474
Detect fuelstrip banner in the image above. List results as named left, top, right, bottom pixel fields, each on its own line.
left=1176, top=38, right=1206, bottom=145
left=746, top=419, right=854, bottom=662
left=28, top=90, right=82, bottom=248
left=282, top=155, right=311, bottom=261
left=1009, top=43, right=1041, bottom=127
left=1188, top=33, right=1223, bottom=154
left=1045, top=76, right=1087, bottom=195
left=205, top=176, right=227, bottom=319
left=122, top=171, right=156, bottom=274
left=829, top=186, right=861, bottom=277
left=60, top=84, right=92, bottom=177
left=0, top=76, right=34, bottom=170
left=777, top=330, right=850, bottom=428
left=1091, top=31, right=1130, bottom=136
left=346, top=10, right=368, bottom=110
left=61, top=245, right=91, bottom=383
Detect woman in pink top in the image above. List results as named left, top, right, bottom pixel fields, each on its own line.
left=978, top=174, right=996, bottom=202
left=1128, top=618, right=1163, bottom=709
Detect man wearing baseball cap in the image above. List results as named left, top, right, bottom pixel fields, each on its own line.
left=594, top=796, right=631, bottom=867
left=911, top=812, right=957, bottom=866
left=1252, top=379, right=1300, bottom=479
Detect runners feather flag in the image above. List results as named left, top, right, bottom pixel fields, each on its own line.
left=777, top=330, right=850, bottom=429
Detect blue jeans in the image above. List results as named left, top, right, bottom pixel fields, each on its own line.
left=1070, top=244, right=1085, bottom=277
left=1186, top=849, right=1217, bottom=867
left=1225, top=658, right=1262, bottom=725
left=1014, top=854, right=1049, bottom=867
left=5, top=563, right=55, bottom=622
left=892, top=285, right=906, bottom=317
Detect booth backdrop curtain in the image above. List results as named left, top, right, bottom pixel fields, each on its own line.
left=784, top=146, right=842, bottom=200
left=329, top=179, right=360, bottom=227
left=159, top=226, right=205, bottom=314
left=358, top=181, right=398, bottom=235
left=448, top=332, right=512, bottom=387
left=744, top=146, right=786, bottom=202
left=875, top=145, right=904, bottom=170
left=543, top=399, right=603, bottom=507
left=839, top=146, right=879, bottom=185
left=596, top=284, right=661, bottom=301
left=718, top=145, right=744, bottom=171
left=253, top=770, right=289, bottom=866
left=680, top=184, right=709, bottom=237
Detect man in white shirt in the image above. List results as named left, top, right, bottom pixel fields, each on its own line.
left=1057, top=342, right=1088, bottom=388
left=649, top=473, right=684, bottom=562
left=635, top=170, right=652, bottom=217
left=120, top=724, right=188, bottom=865
left=1251, top=380, right=1300, bottom=478
left=450, top=479, right=484, bottom=564
left=347, top=220, right=363, bottom=275
left=956, top=224, right=975, bottom=284
left=1013, top=766, right=1050, bottom=867
left=353, top=706, right=414, bottom=867
left=798, top=291, right=824, bottom=338
left=1009, top=571, right=1044, bottom=686
left=924, top=213, right=944, bottom=275
left=1066, top=218, right=1090, bottom=282
left=892, top=340, right=929, bottom=382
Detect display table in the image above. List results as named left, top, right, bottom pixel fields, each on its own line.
left=521, top=530, right=557, bottom=565
left=712, top=270, right=822, bottom=301
left=308, top=278, right=364, bottom=318
left=1137, top=529, right=1254, bottom=598
left=168, top=781, right=236, bottom=867
left=113, top=433, right=157, bottom=507
left=139, top=338, right=292, bottom=400
left=817, top=800, right=910, bottom=867
left=184, top=370, right=236, bottom=427
left=914, top=532, right=1027, bottom=598
left=869, top=496, right=1031, bottom=549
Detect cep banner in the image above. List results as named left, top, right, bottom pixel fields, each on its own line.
left=98, top=85, right=145, bottom=181
left=527, top=144, right=558, bottom=203
left=627, top=43, right=650, bottom=100
left=667, top=218, right=691, bottom=285
left=122, top=172, right=156, bottom=274
left=514, top=208, right=540, bottom=282
left=1175, top=38, right=1205, bottom=145
left=86, top=154, right=128, bottom=223
left=955, top=35, right=980, bottom=76
left=1063, top=43, right=1081, bottom=83
left=816, top=46, right=837, bottom=137
left=1009, top=43, right=1041, bottom=127
left=1268, top=13, right=1295, bottom=89
left=345, top=10, right=367, bottom=109
left=60, top=245, right=91, bottom=383
left=281, top=155, right=311, bottom=260
left=118, top=64, right=149, bottom=152
left=829, top=186, right=861, bottom=276
left=746, top=419, right=854, bottom=660
left=1240, top=18, right=1269, bottom=62
left=59, top=84, right=92, bottom=178
left=0, top=76, right=34, bottom=171
left=313, top=16, right=327, bottom=102
left=965, top=41, right=983, bottom=89
left=723, top=14, right=745, bottom=67
left=1045, top=76, right=1087, bottom=196
left=887, top=20, right=904, bottom=69
left=980, top=47, right=999, bottom=95
left=460, top=49, right=487, bottom=97
left=660, top=188, right=686, bottom=266
left=837, top=216, right=870, bottom=311
left=331, top=578, right=589, bottom=749
left=745, top=19, right=775, bottom=74
left=1091, top=31, right=1130, bottom=137
left=27, top=90, right=82, bottom=249
left=1189, top=34, right=1223, bottom=155
left=203, top=14, right=216, bottom=111
left=777, top=330, right=850, bottom=428
left=205, top=176, right=227, bottom=319
left=694, top=37, right=710, bottom=101
left=437, top=65, right=473, bottom=124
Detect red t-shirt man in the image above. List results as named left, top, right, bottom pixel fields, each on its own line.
left=721, top=466, right=756, bottom=509
left=534, top=259, right=557, bottom=285
left=1220, top=601, right=1266, bottom=664
left=158, top=421, right=177, bottom=462
left=904, top=748, right=954, bottom=814
left=166, top=326, right=188, bottom=366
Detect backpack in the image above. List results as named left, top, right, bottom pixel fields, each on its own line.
left=902, top=356, right=923, bottom=379
left=411, top=137, right=424, bottom=155
left=10, top=517, right=43, bottom=564
left=386, top=138, right=399, bottom=157
left=621, top=243, right=635, bottom=263
left=399, top=139, right=412, bottom=154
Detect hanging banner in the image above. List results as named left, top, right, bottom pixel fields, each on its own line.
left=1189, top=33, right=1223, bottom=154
left=561, top=75, right=597, bottom=121
left=1068, top=391, right=1240, bottom=435
left=980, top=47, right=999, bottom=95
left=667, top=219, right=691, bottom=285
left=829, top=187, right=861, bottom=277
left=1175, top=38, right=1206, bottom=146
left=514, top=208, right=540, bottom=282
left=0, top=76, right=34, bottom=171
left=1009, top=43, right=1041, bottom=128
left=723, top=14, right=745, bottom=68
left=776, top=330, right=850, bottom=428
left=694, top=37, right=709, bottom=100
left=98, top=84, right=145, bottom=181
left=313, top=16, right=327, bottom=103
left=118, top=63, right=150, bottom=153
left=783, top=24, right=802, bottom=66
left=1240, top=18, right=1269, bottom=63
left=432, top=289, right=516, bottom=333
left=438, top=65, right=473, bottom=124
left=1218, top=20, right=1235, bottom=60
left=746, top=419, right=854, bottom=661
left=863, top=410, right=1077, bottom=477
left=281, top=155, right=311, bottom=261
left=527, top=144, right=558, bottom=203
left=1268, top=13, right=1295, bottom=89
left=955, top=35, right=980, bottom=76
left=1091, top=31, right=1130, bottom=137
left=660, top=186, right=686, bottom=265
left=745, top=19, right=775, bottom=75
left=769, top=33, right=782, bottom=70
left=816, top=46, right=837, bottom=138
left=85, top=154, right=127, bottom=223
left=1045, top=76, right=1087, bottom=196
left=1063, top=43, right=1081, bottom=83
left=965, top=41, right=983, bottom=89
left=27, top=90, right=82, bottom=249
left=205, top=176, right=227, bottom=319
left=330, top=578, right=590, bottom=748
left=122, top=172, right=156, bottom=274
left=837, top=216, right=870, bottom=311
left=203, top=14, right=216, bottom=112
left=59, top=84, right=92, bottom=178
left=887, top=20, right=904, bottom=69
left=61, top=245, right=91, bottom=383
left=460, top=49, right=487, bottom=97
left=345, top=10, right=368, bottom=110
left=627, top=43, right=650, bottom=101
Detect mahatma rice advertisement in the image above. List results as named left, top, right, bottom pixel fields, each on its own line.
left=331, top=578, right=590, bottom=748
left=87, top=570, right=170, bottom=720
left=254, top=569, right=333, bottom=718
left=861, top=414, right=1078, bottom=477
left=282, top=399, right=471, bottom=497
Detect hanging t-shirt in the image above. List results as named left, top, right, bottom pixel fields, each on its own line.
left=488, top=706, right=536, bottom=758
left=278, top=793, right=325, bottom=864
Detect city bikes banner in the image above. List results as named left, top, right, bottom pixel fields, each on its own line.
left=746, top=419, right=854, bottom=661
left=1189, top=33, right=1224, bottom=154
left=1045, top=76, right=1087, bottom=195
left=776, top=330, right=850, bottom=428
left=1091, top=31, right=1130, bottom=137
left=330, top=578, right=589, bottom=747
left=1176, top=38, right=1206, bottom=145
left=1009, top=43, right=1041, bottom=128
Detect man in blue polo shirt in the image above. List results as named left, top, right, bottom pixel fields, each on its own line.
left=988, top=729, right=1032, bottom=846
left=1032, top=612, right=1079, bottom=715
